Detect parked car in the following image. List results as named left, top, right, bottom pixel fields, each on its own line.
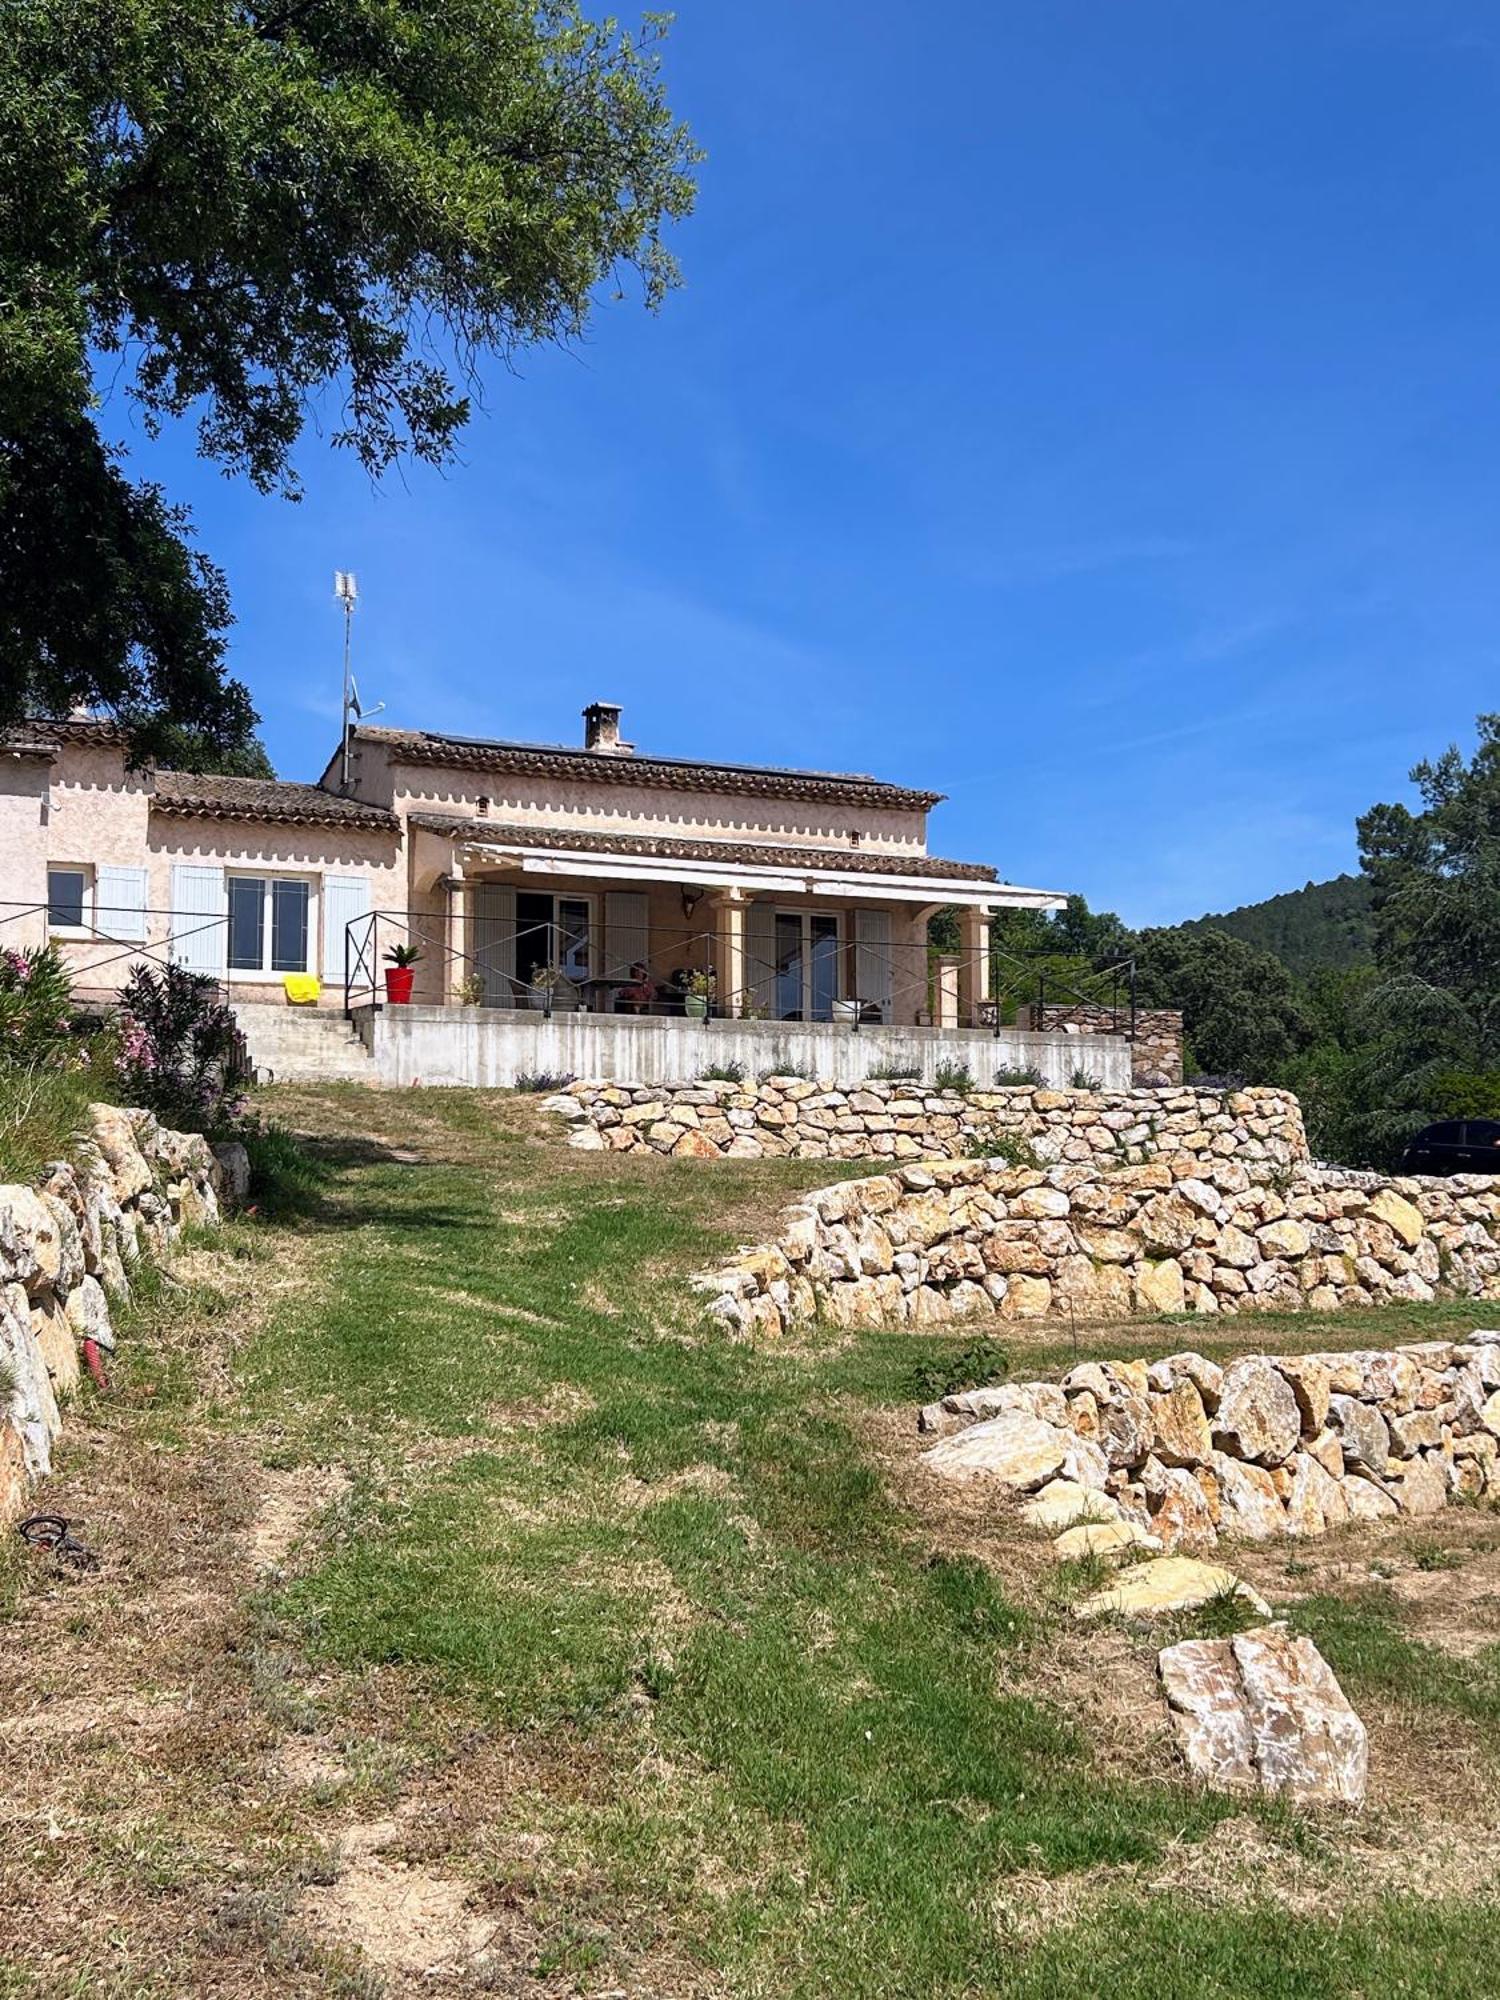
left=1399, top=1118, right=1500, bottom=1176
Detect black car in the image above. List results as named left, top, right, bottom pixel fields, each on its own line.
left=1399, top=1118, right=1500, bottom=1176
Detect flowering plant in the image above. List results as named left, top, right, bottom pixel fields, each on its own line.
left=115, top=962, right=249, bottom=1131
left=0, top=946, right=80, bottom=1068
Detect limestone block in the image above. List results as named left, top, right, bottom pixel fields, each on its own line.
left=1213, top=1358, right=1301, bottom=1466
left=921, top=1411, right=1070, bottom=1489
left=1135, top=1259, right=1186, bottom=1316
left=1141, top=1383, right=1207, bottom=1469
left=1160, top=1628, right=1366, bottom=1806
left=1074, top=1555, right=1271, bottom=1622
left=1328, top=1394, right=1391, bottom=1475
left=1052, top=1517, right=1161, bottom=1561
left=1021, top=1480, right=1123, bottom=1531
left=1209, top=1453, right=1287, bottom=1540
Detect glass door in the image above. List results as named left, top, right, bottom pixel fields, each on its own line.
left=773, top=911, right=841, bottom=1019
left=808, top=914, right=839, bottom=1022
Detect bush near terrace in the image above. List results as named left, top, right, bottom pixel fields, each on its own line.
left=0, top=948, right=274, bottom=1183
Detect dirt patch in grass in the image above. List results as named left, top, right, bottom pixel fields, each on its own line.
left=298, top=1812, right=500, bottom=1980
left=251, top=1462, right=354, bottom=1572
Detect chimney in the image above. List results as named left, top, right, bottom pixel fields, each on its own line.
left=582, top=701, right=633, bottom=756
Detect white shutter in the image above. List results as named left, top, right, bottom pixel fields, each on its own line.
left=853, top=907, right=893, bottom=1023
left=168, top=865, right=226, bottom=976
left=603, top=890, right=650, bottom=980
left=745, top=900, right=778, bottom=1018
left=473, top=884, right=516, bottom=1004
left=96, top=865, right=148, bottom=943
left=322, top=874, right=372, bottom=983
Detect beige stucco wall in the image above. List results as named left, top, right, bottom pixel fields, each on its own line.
left=0, top=741, right=404, bottom=1000
left=387, top=759, right=932, bottom=856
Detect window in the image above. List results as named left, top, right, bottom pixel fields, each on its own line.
left=46, top=867, right=88, bottom=930
left=227, top=875, right=311, bottom=975
left=514, top=891, right=594, bottom=987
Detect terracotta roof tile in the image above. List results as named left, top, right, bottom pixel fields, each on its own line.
left=406, top=813, right=998, bottom=883
left=151, top=771, right=398, bottom=831
left=361, top=726, right=944, bottom=812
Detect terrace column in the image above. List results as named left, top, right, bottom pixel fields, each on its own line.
left=445, top=869, right=468, bottom=1003
left=957, top=907, right=991, bottom=1027
left=711, top=888, right=748, bottom=1018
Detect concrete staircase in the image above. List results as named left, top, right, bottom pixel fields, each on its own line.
left=232, top=1002, right=375, bottom=1084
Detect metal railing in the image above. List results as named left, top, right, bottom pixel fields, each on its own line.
left=0, top=900, right=253, bottom=1086
left=341, top=906, right=1140, bottom=1044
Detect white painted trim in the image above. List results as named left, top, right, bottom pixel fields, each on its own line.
left=455, top=839, right=1062, bottom=910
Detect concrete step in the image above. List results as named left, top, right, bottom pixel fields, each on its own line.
left=232, top=1003, right=374, bottom=1085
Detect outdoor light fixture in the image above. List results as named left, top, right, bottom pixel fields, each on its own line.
left=680, top=887, right=704, bottom=919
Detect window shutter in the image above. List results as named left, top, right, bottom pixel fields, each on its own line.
left=745, top=900, right=778, bottom=1017
left=168, top=865, right=226, bottom=976
left=96, top=865, right=148, bottom=943
left=322, top=874, right=372, bottom=983
left=853, top=908, right=893, bottom=1022
left=603, top=890, right=650, bottom=980
left=473, top=884, right=516, bottom=1003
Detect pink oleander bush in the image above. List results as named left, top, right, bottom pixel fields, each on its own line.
left=0, top=945, right=78, bottom=1067
left=114, top=962, right=249, bottom=1133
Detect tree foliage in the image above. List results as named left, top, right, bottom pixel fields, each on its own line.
left=0, top=0, right=698, bottom=744
left=1179, top=872, right=1374, bottom=976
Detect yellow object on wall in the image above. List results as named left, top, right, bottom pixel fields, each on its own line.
left=283, top=973, right=322, bottom=1006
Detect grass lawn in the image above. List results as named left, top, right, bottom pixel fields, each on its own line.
left=1, top=1083, right=1498, bottom=1998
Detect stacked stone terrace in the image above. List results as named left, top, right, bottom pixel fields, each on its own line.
left=1, top=1105, right=229, bottom=1520
left=549, top=1078, right=1306, bottom=1168
left=692, top=1153, right=1500, bottom=1339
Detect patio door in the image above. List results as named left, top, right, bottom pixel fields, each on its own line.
left=773, top=910, right=841, bottom=1021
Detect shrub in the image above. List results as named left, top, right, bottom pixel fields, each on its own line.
left=114, top=962, right=248, bottom=1132
left=910, top=1335, right=1009, bottom=1403
left=699, top=1060, right=747, bottom=1084
left=512, top=1071, right=577, bottom=1093
left=867, top=1059, right=921, bottom=1081
left=933, top=1060, right=973, bottom=1094
left=993, top=1063, right=1044, bottom=1087
left=0, top=945, right=78, bottom=1068
left=758, top=1056, right=815, bottom=1082
left=961, top=1131, right=1039, bottom=1168
left=1069, top=1066, right=1104, bottom=1092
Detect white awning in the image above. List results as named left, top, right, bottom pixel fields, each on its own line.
left=449, top=835, right=1066, bottom=911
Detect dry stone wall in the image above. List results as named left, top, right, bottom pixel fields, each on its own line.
left=913, top=1333, right=1500, bottom=1546
left=691, top=1153, right=1500, bottom=1340
left=0, top=1104, right=227, bottom=1522
left=548, top=1079, right=1306, bottom=1169
left=1018, top=1004, right=1184, bottom=1086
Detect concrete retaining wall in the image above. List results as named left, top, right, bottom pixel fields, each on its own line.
left=360, top=1005, right=1133, bottom=1091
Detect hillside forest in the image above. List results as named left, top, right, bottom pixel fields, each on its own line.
left=973, top=713, right=1500, bottom=1169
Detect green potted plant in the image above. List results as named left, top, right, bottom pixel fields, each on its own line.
left=383, top=940, right=423, bottom=1004
left=528, top=962, right=561, bottom=1011
left=683, top=968, right=715, bottom=1020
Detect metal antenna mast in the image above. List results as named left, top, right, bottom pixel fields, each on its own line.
left=335, top=570, right=358, bottom=790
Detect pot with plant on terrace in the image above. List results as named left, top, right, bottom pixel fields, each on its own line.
left=383, top=941, right=422, bottom=1004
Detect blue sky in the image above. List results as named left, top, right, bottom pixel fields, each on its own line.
left=116, top=1, right=1500, bottom=924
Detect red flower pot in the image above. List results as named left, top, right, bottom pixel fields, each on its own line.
left=384, top=965, right=415, bottom=1004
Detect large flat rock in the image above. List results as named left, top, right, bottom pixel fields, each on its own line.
left=920, top=1410, right=1070, bottom=1490
left=1159, top=1627, right=1367, bottom=1806
left=1074, top=1555, right=1272, bottom=1622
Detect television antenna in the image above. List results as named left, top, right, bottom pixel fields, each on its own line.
left=335, top=570, right=384, bottom=789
